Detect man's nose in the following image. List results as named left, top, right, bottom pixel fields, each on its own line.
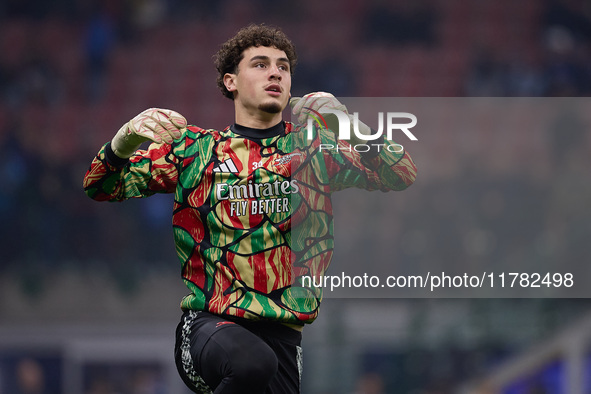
left=268, top=64, right=282, bottom=80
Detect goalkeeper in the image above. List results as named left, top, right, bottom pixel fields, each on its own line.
left=83, top=24, right=416, bottom=394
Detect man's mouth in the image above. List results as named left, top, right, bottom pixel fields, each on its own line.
left=265, top=84, right=282, bottom=96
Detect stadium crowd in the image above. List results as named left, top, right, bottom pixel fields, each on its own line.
left=2, top=0, right=590, bottom=285
left=1, top=0, right=591, bottom=393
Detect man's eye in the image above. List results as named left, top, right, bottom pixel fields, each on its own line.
left=255, top=63, right=266, bottom=68
left=279, top=65, right=288, bottom=71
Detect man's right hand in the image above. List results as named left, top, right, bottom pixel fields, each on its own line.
left=290, top=92, right=373, bottom=145
left=111, top=108, right=187, bottom=158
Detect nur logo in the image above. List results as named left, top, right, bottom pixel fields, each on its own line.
left=304, top=106, right=418, bottom=152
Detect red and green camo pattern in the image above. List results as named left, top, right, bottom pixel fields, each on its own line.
left=83, top=122, right=417, bottom=325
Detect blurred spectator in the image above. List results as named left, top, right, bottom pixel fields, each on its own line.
left=295, top=52, right=357, bottom=97
left=15, top=358, right=46, bottom=394
left=85, top=375, right=115, bottom=394
left=542, top=26, right=590, bottom=96
left=19, top=45, right=63, bottom=107
left=0, top=20, right=63, bottom=110
left=352, top=372, right=385, bottom=394
left=83, top=5, right=117, bottom=102
left=0, top=41, right=62, bottom=109
left=504, top=51, right=546, bottom=97
left=463, top=48, right=508, bottom=96
left=129, top=368, right=166, bottom=394
left=543, top=0, right=591, bottom=43
left=0, top=131, right=29, bottom=264
left=363, top=0, right=438, bottom=47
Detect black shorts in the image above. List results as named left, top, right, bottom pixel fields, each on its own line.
left=174, top=310, right=303, bottom=394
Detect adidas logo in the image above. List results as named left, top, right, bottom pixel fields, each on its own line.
left=213, top=158, right=239, bottom=173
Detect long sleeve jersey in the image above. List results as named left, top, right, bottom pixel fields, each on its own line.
left=83, top=121, right=417, bottom=326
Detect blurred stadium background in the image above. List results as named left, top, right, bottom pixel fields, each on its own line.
left=1, top=0, right=591, bottom=393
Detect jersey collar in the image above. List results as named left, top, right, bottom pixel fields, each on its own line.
left=230, top=121, right=286, bottom=139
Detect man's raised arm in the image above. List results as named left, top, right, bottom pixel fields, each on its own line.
left=83, top=108, right=187, bottom=201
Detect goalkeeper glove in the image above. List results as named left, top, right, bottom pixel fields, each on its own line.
left=111, top=108, right=187, bottom=158
left=290, top=92, right=373, bottom=146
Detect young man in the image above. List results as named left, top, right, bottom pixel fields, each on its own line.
left=83, top=24, right=416, bottom=394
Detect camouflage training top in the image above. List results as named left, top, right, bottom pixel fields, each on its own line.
left=83, top=121, right=417, bottom=325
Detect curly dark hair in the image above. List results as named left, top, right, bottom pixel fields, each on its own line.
left=214, top=24, right=297, bottom=100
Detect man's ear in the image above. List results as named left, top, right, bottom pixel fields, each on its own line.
left=223, top=73, right=237, bottom=93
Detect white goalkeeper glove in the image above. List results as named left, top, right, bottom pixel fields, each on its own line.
left=290, top=92, right=373, bottom=145
left=111, top=108, right=187, bottom=158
